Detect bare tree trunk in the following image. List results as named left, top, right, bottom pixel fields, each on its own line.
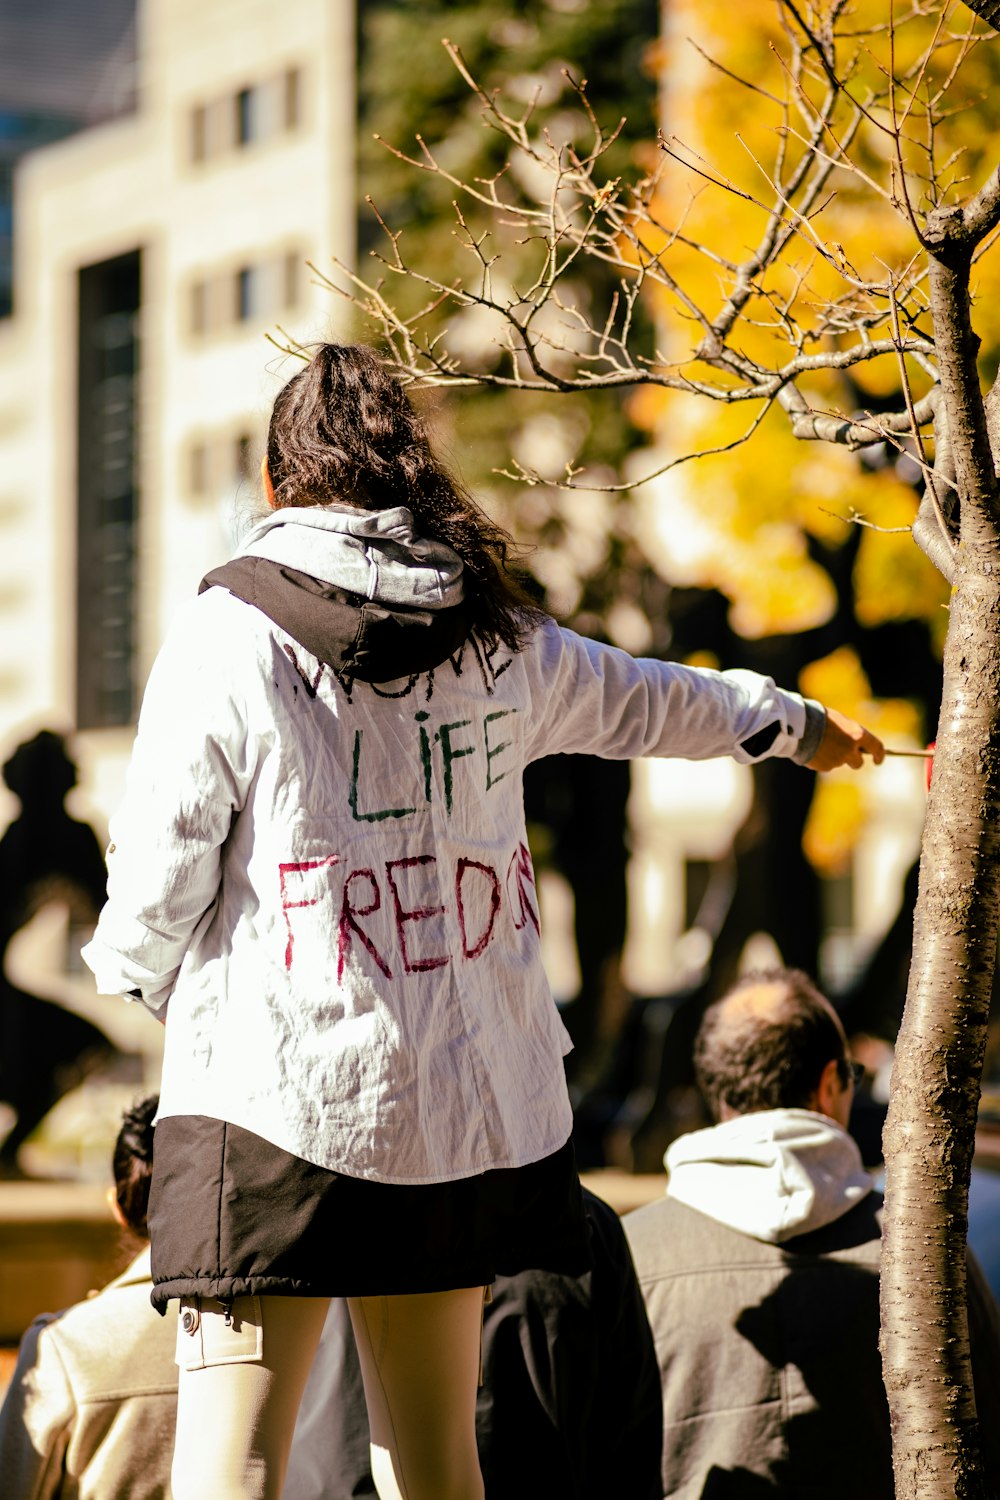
left=881, top=586, right=1000, bottom=1498
left=880, top=244, right=1000, bottom=1500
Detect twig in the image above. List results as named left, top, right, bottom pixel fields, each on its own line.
left=820, top=505, right=914, bottom=533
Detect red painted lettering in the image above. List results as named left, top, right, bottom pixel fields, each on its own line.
left=506, top=842, right=540, bottom=934
left=279, top=857, right=340, bottom=970
left=385, top=855, right=450, bottom=973
left=455, top=859, right=502, bottom=959
left=338, top=868, right=393, bottom=981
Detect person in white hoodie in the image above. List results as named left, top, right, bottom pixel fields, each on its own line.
left=624, top=968, right=1000, bottom=1499
left=81, top=344, right=884, bottom=1500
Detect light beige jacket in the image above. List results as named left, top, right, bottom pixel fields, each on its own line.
left=0, top=1248, right=177, bottom=1499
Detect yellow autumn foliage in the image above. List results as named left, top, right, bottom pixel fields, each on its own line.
left=634, top=0, right=974, bottom=710
left=798, top=647, right=924, bottom=873
left=652, top=0, right=1000, bottom=380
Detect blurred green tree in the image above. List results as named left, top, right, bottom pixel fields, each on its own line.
left=356, top=0, right=665, bottom=641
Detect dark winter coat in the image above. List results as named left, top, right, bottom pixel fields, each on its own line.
left=282, top=1188, right=663, bottom=1500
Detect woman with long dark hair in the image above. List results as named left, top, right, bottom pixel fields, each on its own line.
left=83, top=343, right=882, bottom=1500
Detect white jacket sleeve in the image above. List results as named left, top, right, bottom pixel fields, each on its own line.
left=81, top=596, right=257, bottom=1014
left=522, top=619, right=811, bottom=766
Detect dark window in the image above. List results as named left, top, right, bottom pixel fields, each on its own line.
left=76, top=251, right=141, bottom=729
left=235, top=87, right=256, bottom=146
left=235, top=432, right=254, bottom=481
left=235, top=265, right=255, bottom=321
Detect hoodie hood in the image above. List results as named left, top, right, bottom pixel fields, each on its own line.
left=203, top=507, right=472, bottom=685
left=236, top=505, right=465, bottom=611
left=665, top=1108, right=873, bottom=1243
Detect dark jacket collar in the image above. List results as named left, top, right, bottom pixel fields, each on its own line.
left=200, top=555, right=472, bottom=685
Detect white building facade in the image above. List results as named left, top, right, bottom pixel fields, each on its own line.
left=0, top=0, right=356, bottom=825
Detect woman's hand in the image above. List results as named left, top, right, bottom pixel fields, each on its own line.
left=806, top=707, right=885, bottom=771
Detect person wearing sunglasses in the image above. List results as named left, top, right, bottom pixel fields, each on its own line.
left=625, top=967, right=1000, bottom=1500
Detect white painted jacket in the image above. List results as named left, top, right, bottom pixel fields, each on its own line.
left=83, top=507, right=819, bottom=1184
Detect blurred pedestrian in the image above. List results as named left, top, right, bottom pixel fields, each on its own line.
left=625, top=969, right=1000, bottom=1498
left=0, top=1095, right=175, bottom=1499
left=82, top=342, right=883, bottom=1500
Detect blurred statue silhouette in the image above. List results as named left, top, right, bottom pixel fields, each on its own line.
left=0, top=730, right=115, bottom=1175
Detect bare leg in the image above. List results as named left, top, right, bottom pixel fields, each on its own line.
left=171, top=1295, right=330, bottom=1500
left=348, top=1287, right=487, bottom=1500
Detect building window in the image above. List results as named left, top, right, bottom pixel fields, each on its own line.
left=284, top=67, right=302, bottom=130
left=235, top=265, right=255, bottom=321
left=190, top=279, right=207, bottom=335
left=183, top=66, right=305, bottom=166
left=190, top=104, right=207, bottom=163
left=235, top=432, right=254, bottom=481
left=185, top=247, right=306, bottom=340
left=184, top=426, right=260, bottom=502
left=235, top=87, right=257, bottom=147
left=77, top=250, right=141, bottom=730
left=189, top=440, right=209, bottom=495
left=283, top=250, right=301, bottom=310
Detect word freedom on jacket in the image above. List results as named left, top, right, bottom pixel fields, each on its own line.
left=279, top=843, right=540, bottom=979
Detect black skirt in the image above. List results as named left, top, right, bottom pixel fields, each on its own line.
left=148, top=1115, right=590, bottom=1313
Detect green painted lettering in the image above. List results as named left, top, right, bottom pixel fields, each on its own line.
left=349, top=730, right=416, bottom=823
left=435, top=720, right=475, bottom=815
left=415, top=712, right=433, bottom=803
left=484, top=709, right=517, bottom=790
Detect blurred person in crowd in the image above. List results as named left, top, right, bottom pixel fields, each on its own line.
left=0, top=730, right=115, bottom=1176
left=81, top=342, right=883, bottom=1500
left=625, top=968, right=1000, bottom=1499
left=283, top=1184, right=662, bottom=1500
left=0, top=1095, right=176, bottom=1499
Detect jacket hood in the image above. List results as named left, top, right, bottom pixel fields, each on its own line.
left=237, top=505, right=465, bottom=610
left=665, top=1108, right=873, bottom=1243
left=204, top=507, right=471, bottom=684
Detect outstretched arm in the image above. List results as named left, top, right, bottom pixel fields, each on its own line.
left=806, top=706, right=885, bottom=771
left=522, top=620, right=883, bottom=773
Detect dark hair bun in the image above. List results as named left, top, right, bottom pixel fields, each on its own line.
left=113, top=1094, right=158, bottom=1237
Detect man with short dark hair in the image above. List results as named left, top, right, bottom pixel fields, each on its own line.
left=625, top=967, right=1000, bottom=1499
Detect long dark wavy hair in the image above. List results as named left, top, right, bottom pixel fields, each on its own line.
left=266, top=343, right=543, bottom=651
